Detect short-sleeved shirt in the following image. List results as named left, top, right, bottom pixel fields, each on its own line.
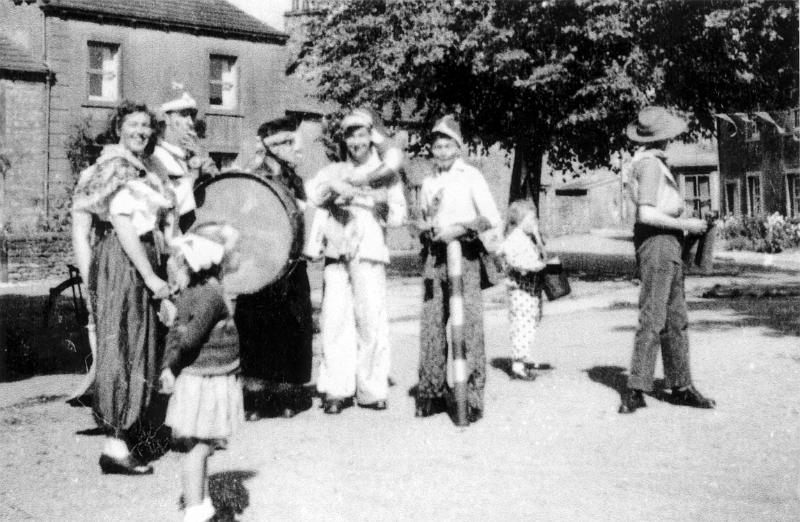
left=632, top=149, right=684, bottom=218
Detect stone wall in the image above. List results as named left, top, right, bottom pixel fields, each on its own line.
left=0, top=78, right=48, bottom=232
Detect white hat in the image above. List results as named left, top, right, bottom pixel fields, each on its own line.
left=431, top=115, right=464, bottom=148
left=626, top=106, right=687, bottom=143
left=341, top=108, right=373, bottom=130
left=159, top=92, right=197, bottom=115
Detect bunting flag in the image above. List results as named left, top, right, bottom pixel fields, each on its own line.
left=753, top=112, right=786, bottom=134
left=715, top=113, right=738, bottom=137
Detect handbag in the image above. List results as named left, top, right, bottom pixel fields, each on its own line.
left=541, top=257, right=571, bottom=301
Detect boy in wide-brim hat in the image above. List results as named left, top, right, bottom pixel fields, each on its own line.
left=619, top=106, right=716, bottom=414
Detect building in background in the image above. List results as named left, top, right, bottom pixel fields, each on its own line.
left=0, top=0, right=290, bottom=231
left=717, top=109, right=800, bottom=218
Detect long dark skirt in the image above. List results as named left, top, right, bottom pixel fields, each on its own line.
left=89, top=229, right=163, bottom=437
left=235, top=261, right=313, bottom=386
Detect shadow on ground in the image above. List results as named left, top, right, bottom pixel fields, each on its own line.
left=209, top=470, right=257, bottom=521
left=610, top=295, right=800, bottom=338
left=1, top=293, right=92, bottom=382
left=585, top=365, right=671, bottom=404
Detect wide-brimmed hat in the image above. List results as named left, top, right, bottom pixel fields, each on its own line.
left=431, top=115, right=464, bottom=148
left=626, top=106, right=687, bottom=143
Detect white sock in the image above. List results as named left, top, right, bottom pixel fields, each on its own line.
left=511, top=361, right=526, bottom=375
left=102, top=437, right=129, bottom=459
left=183, top=500, right=214, bottom=522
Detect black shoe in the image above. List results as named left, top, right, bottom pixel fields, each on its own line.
left=523, top=362, right=553, bottom=371
left=359, top=400, right=387, bottom=411
left=618, top=389, right=646, bottom=414
left=671, top=385, right=716, bottom=409
left=467, top=406, right=483, bottom=423
left=280, top=407, right=298, bottom=418
left=99, top=454, right=153, bottom=475
left=323, top=397, right=352, bottom=415
left=415, top=398, right=446, bottom=418
left=510, top=368, right=537, bottom=381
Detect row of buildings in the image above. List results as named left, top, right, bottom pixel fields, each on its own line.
left=0, top=0, right=798, bottom=234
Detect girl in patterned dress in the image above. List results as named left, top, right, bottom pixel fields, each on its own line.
left=498, top=200, right=548, bottom=381
left=158, top=223, right=242, bottom=522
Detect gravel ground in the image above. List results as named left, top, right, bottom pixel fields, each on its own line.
left=2, top=266, right=800, bottom=521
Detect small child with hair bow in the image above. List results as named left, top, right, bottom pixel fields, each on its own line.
left=497, top=200, right=550, bottom=381
left=158, top=223, right=242, bottom=522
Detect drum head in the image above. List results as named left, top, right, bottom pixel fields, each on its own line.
left=193, top=172, right=297, bottom=295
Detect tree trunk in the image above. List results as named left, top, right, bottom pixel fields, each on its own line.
left=508, top=137, right=544, bottom=210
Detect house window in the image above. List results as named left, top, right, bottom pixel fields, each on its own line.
left=787, top=173, right=800, bottom=217
left=87, top=42, right=120, bottom=102
left=744, top=119, right=760, bottom=142
left=209, top=55, right=238, bottom=110
left=723, top=180, right=740, bottom=216
left=683, top=174, right=712, bottom=218
left=746, top=172, right=762, bottom=215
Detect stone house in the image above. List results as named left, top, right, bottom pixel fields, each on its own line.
left=716, top=109, right=800, bottom=217
left=0, top=0, right=292, bottom=231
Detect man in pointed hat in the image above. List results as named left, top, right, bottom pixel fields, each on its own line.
left=415, top=114, right=501, bottom=423
left=150, top=90, right=219, bottom=229
left=619, top=106, right=716, bottom=414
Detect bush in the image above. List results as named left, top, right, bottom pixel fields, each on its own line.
left=719, top=213, right=800, bottom=253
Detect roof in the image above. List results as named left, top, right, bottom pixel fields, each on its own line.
left=666, top=139, right=718, bottom=169
left=0, top=35, right=49, bottom=76
left=32, top=0, right=287, bottom=43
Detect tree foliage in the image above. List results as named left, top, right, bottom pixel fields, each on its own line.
left=297, top=0, right=798, bottom=202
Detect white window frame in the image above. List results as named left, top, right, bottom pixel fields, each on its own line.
left=723, top=179, right=740, bottom=217
left=209, top=54, right=238, bottom=111
left=681, top=173, right=713, bottom=218
left=746, top=171, right=763, bottom=216
left=87, top=41, right=121, bottom=103
left=744, top=119, right=760, bottom=143
left=785, top=171, right=800, bottom=217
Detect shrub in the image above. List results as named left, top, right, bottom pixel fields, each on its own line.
left=719, top=213, right=800, bottom=253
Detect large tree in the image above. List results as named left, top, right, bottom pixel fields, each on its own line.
left=296, top=0, right=798, bottom=203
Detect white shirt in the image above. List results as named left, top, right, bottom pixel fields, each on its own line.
left=306, top=149, right=407, bottom=263
left=419, top=157, right=501, bottom=232
left=150, top=141, right=196, bottom=215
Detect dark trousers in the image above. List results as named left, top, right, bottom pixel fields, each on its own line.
left=418, top=246, right=486, bottom=412
left=629, top=232, right=692, bottom=392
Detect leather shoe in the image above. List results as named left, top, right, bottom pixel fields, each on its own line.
left=415, top=398, right=446, bottom=418
left=618, top=389, right=646, bottom=414
left=510, top=368, right=537, bottom=381
left=467, top=406, right=483, bottom=423
left=99, top=454, right=153, bottom=475
left=359, top=400, right=387, bottom=411
left=323, top=397, right=352, bottom=415
left=671, top=385, right=716, bottom=409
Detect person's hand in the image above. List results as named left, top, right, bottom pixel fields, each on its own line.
left=145, top=275, right=170, bottom=299
left=157, top=299, right=177, bottom=327
left=330, top=179, right=357, bottom=202
left=433, top=224, right=468, bottom=243
left=683, top=218, right=707, bottom=235
left=158, top=369, right=176, bottom=395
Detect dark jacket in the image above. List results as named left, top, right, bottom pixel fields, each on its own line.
left=162, top=279, right=239, bottom=376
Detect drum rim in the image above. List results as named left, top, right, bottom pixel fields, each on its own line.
left=193, top=171, right=305, bottom=294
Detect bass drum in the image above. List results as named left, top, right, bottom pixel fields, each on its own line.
left=192, top=172, right=303, bottom=295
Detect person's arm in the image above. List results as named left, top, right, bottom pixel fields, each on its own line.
left=109, top=213, right=169, bottom=298
left=306, top=166, right=356, bottom=207
left=71, top=209, right=93, bottom=286
left=635, top=158, right=706, bottom=234
left=638, top=205, right=707, bottom=234
left=162, top=287, right=226, bottom=374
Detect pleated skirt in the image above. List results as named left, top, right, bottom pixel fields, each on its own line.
left=166, top=372, right=243, bottom=442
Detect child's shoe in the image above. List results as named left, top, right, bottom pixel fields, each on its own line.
left=183, top=497, right=214, bottom=522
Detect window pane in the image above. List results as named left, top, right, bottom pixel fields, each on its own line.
left=685, top=177, right=696, bottom=197
left=698, top=177, right=710, bottom=198
left=210, top=57, right=223, bottom=80
left=88, top=73, right=103, bottom=97
left=209, top=83, right=222, bottom=106
left=89, top=46, right=103, bottom=69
